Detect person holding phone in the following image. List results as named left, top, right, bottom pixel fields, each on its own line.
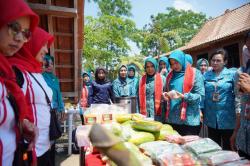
left=163, top=50, right=204, bottom=136
left=203, top=48, right=236, bottom=150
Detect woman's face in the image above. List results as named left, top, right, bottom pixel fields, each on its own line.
left=128, top=69, right=135, bottom=77
left=83, top=75, right=90, bottom=83
left=98, top=70, right=106, bottom=80
left=211, top=54, right=225, bottom=72
left=43, top=59, right=53, bottom=73
left=145, top=62, right=155, bottom=76
left=36, top=43, right=48, bottom=62
left=0, top=16, right=30, bottom=56
left=159, top=61, right=166, bottom=70
left=200, top=61, right=208, bottom=74
left=119, top=66, right=127, bottom=78
left=170, top=59, right=182, bottom=72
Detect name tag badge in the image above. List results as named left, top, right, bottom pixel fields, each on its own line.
left=244, top=103, right=250, bottom=120
left=212, top=92, right=220, bottom=102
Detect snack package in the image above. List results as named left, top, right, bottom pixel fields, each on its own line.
left=183, top=138, right=222, bottom=155
left=158, top=153, right=201, bottom=166
left=198, top=150, right=241, bottom=165
left=139, top=141, right=185, bottom=162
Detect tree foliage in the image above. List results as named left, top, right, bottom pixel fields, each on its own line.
left=83, top=15, right=136, bottom=69
left=136, top=7, right=207, bottom=56
left=89, top=0, right=132, bottom=17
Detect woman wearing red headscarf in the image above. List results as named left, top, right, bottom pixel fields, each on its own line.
left=9, top=27, right=54, bottom=166
left=0, top=0, right=39, bottom=165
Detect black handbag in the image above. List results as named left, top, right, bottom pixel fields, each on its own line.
left=29, top=73, right=62, bottom=141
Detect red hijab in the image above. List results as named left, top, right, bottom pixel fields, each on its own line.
left=0, top=0, right=39, bottom=122
left=0, top=0, right=39, bottom=30
left=9, top=27, right=54, bottom=73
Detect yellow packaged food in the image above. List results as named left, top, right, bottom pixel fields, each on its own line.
left=132, top=120, right=163, bottom=133
left=115, top=114, right=132, bottom=123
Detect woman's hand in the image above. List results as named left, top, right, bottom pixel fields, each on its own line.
left=21, top=119, right=39, bottom=150
left=60, top=112, right=67, bottom=122
left=175, top=91, right=184, bottom=99
left=162, top=90, right=184, bottom=101
left=162, top=92, right=170, bottom=101
left=238, top=73, right=250, bottom=93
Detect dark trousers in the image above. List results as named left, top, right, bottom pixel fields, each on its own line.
left=37, top=149, right=52, bottom=166
left=208, top=127, right=233, bottom=150
left=238, top=150, right=250, bottom=160
left=50, top=143, right=56, bottom=166
left=170, top=123, right=201, bottom=136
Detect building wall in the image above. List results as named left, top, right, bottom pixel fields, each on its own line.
left=27, top=0, right=84, bottom=99
left=186, top=34, right=245, bottom=68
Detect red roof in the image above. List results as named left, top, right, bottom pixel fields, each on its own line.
left=161, top=3, right=250, bottom=57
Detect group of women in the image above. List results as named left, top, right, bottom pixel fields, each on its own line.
left=0, top=0, right=64, bottom=165
left=82, top=46, right=249, bottom=159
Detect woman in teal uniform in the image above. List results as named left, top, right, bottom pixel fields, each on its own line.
left=138, top=57, right=166, bottom=122
left=163, top=50, right=204, bottom=136
left=203, top=48, right=236, bottom=150
left=112, top=65, right=136, bottom=97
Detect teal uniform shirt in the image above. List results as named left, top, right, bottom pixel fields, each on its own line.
left=166, top=50, right=204, bottom=126
left=203, top=67, right=236, bottom=129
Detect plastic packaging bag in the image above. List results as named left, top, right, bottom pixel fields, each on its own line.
left=183, top=138, right=221, bottom=155
left=128, top=131, right=155, bottom=145
left=198, top=150, right=241, bottom=165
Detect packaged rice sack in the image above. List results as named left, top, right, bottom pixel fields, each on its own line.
left=183, top=138, right=221, bottom=156
left=198, top=150, right=241, bottom=165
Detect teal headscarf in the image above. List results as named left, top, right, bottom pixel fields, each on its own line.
left=196, top=58, right=209, bottom=70
left=118, top=65, right=128, bottom=84
left=185, top=54, right=193, bottom=65
left=159, top=56, right=170, bottom=72
left=144, top=57, right=158, bottom=80
left=144, top=57, right=158, bottom=81
left=169, top=50, right=186, bottom=93
left=82, top=71, right=91, bottom=86
left=42, top=55, right=64, bottom=112
left=127, top=65, right=136, bottom=79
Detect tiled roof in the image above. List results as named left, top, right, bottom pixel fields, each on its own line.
left=182, top=3, right=250, bottom=51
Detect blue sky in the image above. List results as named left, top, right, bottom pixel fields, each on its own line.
left=84, top=0, right=250, bottom=54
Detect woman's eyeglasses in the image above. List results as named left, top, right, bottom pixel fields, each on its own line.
left=7, top=21, right=31, bottom=42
